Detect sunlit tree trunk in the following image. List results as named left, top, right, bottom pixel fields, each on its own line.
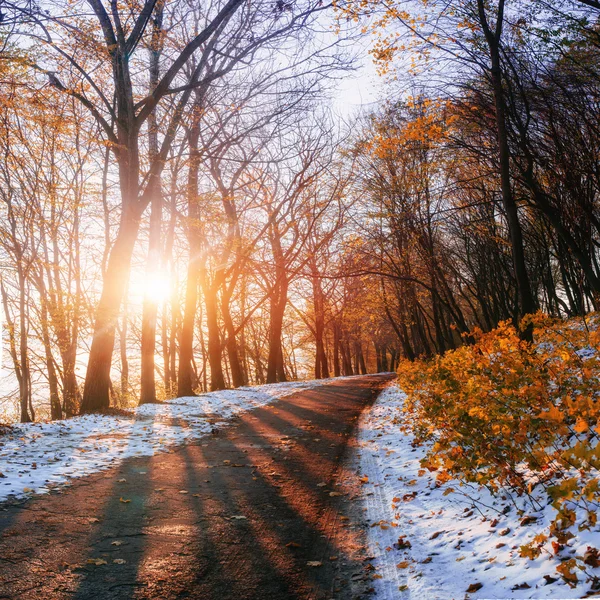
left=81, top=205, right=140, bottom=413
left=203, top=278, right=226, bottom=390
left=221, top=284, right=245, bottom=387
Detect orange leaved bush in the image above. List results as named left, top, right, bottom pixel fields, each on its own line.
left=397, top=313, right=600, bottom=557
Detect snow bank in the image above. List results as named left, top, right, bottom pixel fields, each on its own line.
left=0, top=380, right=325, bottom=502
left=358, top=383, right=600, bottom=599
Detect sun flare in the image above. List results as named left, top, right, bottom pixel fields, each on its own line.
left=143, top=272, right=171, bottom=304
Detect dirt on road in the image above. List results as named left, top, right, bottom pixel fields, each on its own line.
left=0, top=374, right=394, bottom=600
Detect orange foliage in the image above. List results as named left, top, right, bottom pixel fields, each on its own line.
left=398, top=313, right=600, bottom=578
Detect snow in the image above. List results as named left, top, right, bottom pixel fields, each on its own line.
left=0, top=380, right=327, bottom=502
left=358, top=383, right=600, bottom=599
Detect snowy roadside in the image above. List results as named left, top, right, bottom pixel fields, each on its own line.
left=0, top=379, right=346, bottom=502
left=358, top=383, right=600, bottom=599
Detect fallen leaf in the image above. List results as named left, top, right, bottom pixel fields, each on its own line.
left=512, top=582, right=531, bottom=591
left=87, top=558, right=107, bottom=566
left=394, top=536, right=411, bottom=550
left=551, top=541, right=563, bottom=555
left=119, top=498, right=131, bottom=503
left=113, top=559, right=126, bottom=565
left=466, top=582, right=483, bottom=593
left=111, top=541, right=123, bottom=546
left=584, top=546, right=600, bottom=567
left=397, top=561, right=410, bottom=569
left=286, top=542, right=302, bottom=548
left=307, top=561, right=322, bottom=567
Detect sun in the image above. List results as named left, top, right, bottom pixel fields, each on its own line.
left=143, top=271, right=171, bottom=304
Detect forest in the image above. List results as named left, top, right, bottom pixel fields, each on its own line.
left=0, top=0, right=598, bottom=425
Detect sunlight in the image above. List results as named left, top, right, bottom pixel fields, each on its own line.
left=143, top=272, right=171, bottom=304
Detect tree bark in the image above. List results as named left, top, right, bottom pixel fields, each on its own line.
left=81, top=208, right=140, bottom=413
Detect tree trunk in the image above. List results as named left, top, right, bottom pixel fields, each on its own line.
left=266, top=278, right=288, bottom=384
left=178, top=259, right=200, bottom=396
left=332, top=320, right=341, bottom=377
left=221, top=286, right=245, bottom=388
left=139, top=14, right=164, bottom=404
left=203, top=281, right=226, bottom=390
left=81, top=210, right=140, bottom=413
left=39, top=289, right=62, bottom=420
left=478, top=0, right=536, bottom=339
left=139, top=191, right=161, bottom=404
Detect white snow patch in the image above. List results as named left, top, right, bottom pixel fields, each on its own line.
left=358, top=383, right=600, bottom=599
left=0, top=379, right=330, bottom=502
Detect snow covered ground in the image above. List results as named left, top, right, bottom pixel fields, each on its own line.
left=358, top=383, right=600, bottom=599
left=0, top=380, right=329, bottom=502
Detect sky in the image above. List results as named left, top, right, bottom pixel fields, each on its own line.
left=334, top=60, right=381, bottom=114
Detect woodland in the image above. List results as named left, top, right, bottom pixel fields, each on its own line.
left=0, top=0, right=599, bottom=425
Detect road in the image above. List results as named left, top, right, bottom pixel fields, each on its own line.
left=0, top=374, right=393, bottom=600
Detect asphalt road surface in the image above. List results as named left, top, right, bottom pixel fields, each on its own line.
left=0, top=374, right=394, bottom=600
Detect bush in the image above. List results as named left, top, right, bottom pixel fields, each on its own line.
left=397, top=313, right=600, bottom=581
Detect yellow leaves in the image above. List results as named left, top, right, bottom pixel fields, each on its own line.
left=519, top=543, right=541, bottom=560
left=556, top=559, right=578, bottom=587
left=397, top=313, right=600, bottom=577
left=119, top=497, right=131, bottom=503
left=537, top=404, right=564, bottom=424
left=583, top=479, right=599, bottom=501
left=435, top=471, right=451, bottom=484
left=87, top=558, right=107, bottom=566
left=548, top=478, right=579, bottom=506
